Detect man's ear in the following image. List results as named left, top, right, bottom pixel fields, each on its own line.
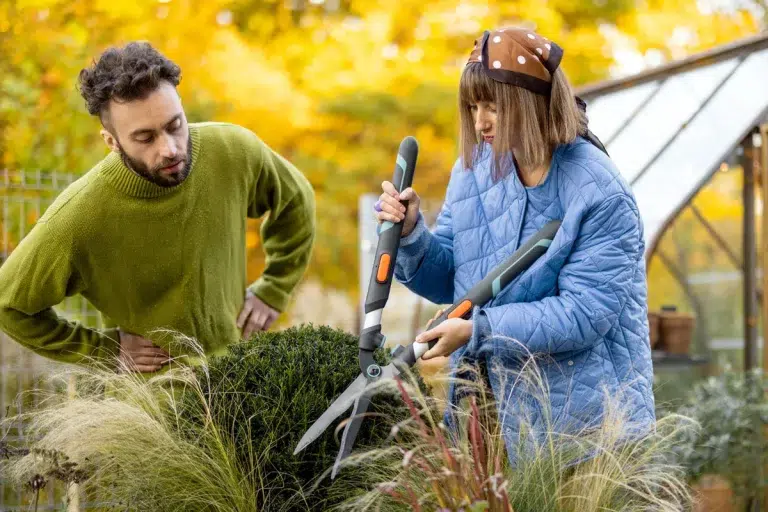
left=100, top=127, right=120, bottom=153
left=99, top=110, right=120, bottom=153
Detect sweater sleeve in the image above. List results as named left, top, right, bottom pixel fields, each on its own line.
left=464, top=194, right=645, bottom=358
left=393, top=192, right=455, bottom=305
left=246, top=134, right=316, bottom=312
left=0, top=221, right=121, bottom=365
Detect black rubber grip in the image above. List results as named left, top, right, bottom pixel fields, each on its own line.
left=364, top=136, right=418, bottom=313
left=420, top=219, right=561, bottom=351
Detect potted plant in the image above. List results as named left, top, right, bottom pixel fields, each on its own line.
left=648, top=311, right=661, bottom=349
left=658, top=305, right=695, bottom=354
left=661, top=369, right=768, bottom=511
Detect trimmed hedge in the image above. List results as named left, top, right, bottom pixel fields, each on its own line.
left=178, top=323, right=423, bottom=511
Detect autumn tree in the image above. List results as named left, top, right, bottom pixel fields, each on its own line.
left=0, top=0, right=762, bottom=306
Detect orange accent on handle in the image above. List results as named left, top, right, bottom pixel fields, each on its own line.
left=449, top=300, right=473, bottom=319
left=376, top=253, right=391, bottom=283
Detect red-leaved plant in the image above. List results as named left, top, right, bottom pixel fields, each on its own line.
left=373, top=378, right=512, bottom=511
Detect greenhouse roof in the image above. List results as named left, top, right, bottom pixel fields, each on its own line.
left=576, top=32, right=768, bottom=257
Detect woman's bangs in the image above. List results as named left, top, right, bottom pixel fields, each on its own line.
left=459, top=63, right=495, bottom=106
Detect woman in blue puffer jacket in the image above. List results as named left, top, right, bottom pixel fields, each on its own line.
left=374, top=26, right=656, bottom=459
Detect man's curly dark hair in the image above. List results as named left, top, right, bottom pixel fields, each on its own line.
left=77, top=42, right=181, bottom=126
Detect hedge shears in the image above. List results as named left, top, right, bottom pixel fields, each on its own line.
left=293, top=136, right=561, bottom=478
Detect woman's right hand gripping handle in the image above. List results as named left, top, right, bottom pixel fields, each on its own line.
left=375, top=181, right=421, bottom=238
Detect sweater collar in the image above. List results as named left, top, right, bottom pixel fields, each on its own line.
left=99, top=125, right=201, bottom=198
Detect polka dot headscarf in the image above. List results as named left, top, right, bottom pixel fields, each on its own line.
left=467, top=27, right=564, bottom=96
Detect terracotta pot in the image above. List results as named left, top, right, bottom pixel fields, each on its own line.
left=648, top=311, right=661, bottom=349
left=659, top=307, right=695, bottom=355
left=692, top=475, right=736, bottom=512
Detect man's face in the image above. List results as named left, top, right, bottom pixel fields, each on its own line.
left=101, top=81, right=191, bottom=187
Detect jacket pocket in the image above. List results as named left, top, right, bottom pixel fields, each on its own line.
left=536, top=347, right=592, bottom=431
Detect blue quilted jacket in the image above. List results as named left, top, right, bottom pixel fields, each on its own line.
left=394, top=137, right=656, bottom=458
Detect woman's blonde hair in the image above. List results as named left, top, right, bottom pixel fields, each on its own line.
left=459, top=62, right=587, bottom=180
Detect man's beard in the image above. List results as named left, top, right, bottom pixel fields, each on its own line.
left=119, top=133, right=193, bottom=188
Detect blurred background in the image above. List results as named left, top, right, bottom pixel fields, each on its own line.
left=1, top=0, right=768, bottom=508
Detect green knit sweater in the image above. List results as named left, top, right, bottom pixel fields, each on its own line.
left=0, top=122, right=315, bottom=365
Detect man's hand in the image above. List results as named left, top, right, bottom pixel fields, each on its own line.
left=118, top=330, right=171, bottom=373
left=237, top=290, right=279, bottom=340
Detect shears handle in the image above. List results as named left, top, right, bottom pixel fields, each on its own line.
left=396, top=219, right=562, bottom=366
left=359, top=137, right=418, bottom=377
left=365, top=136, right=418, bottom=311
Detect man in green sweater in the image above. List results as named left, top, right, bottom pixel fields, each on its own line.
left=0, top=42, right=316, bottom=373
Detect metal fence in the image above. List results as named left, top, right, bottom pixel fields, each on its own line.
left=0, top=169, right=103, bottom=511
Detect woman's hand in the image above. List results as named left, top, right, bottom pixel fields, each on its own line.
left=416, top=314, right=473, bottom=361
left=374, top=181, right=421, bottom=237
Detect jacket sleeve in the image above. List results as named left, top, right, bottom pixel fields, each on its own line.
left=465, top=193, right=646, bottom=358
left=393, top=184, right=456, bottom=305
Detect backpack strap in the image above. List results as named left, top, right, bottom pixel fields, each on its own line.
left=575, top=95, right=609, bottom=156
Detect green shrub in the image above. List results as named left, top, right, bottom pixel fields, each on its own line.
left=178, top=323, right=425, bottom=510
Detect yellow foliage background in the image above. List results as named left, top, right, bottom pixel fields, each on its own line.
left=0, top=0, right=763, bottom=323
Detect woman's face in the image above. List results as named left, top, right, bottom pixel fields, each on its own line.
left=470, top=101, right=497, bottom=145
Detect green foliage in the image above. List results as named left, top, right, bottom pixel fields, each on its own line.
left=1, top=324, right=424, bottom=511
left=660, top=368, right=768, bottom=500
left=177, top=323, right=426, bottom=511
left=1, top=357, right=264, bottom=511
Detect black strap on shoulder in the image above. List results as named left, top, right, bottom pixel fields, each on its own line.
left=575, top=96, right=609, bottom=156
